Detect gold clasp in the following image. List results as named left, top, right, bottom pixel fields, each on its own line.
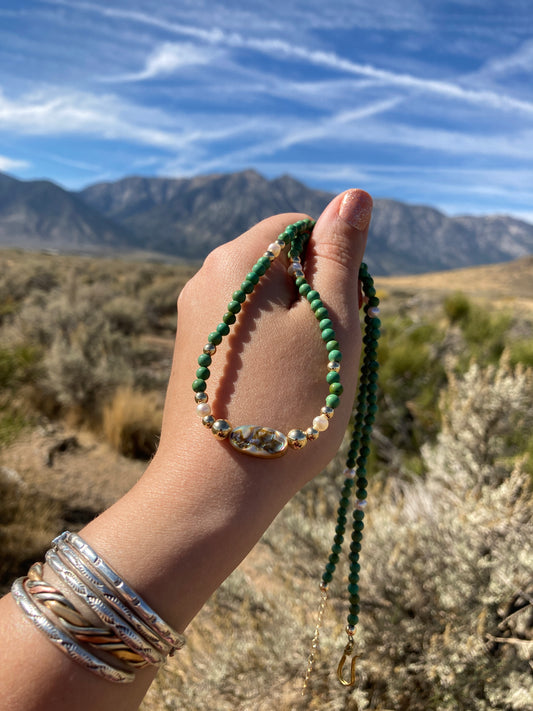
left=337, top=637, right=358, bottom=687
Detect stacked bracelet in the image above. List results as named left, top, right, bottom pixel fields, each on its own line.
left=11, top=531, right=185, bottom=683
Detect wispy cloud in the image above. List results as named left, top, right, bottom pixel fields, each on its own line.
left=42, top=0, right=533, bottom=115
left=0, top=154, right=30, bottom=172
left=103, top=42, right=220, bottom=83
left=0, top=87, right=257, bottom=152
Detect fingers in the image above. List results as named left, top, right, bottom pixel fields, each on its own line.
left=304, top=189, right=373, bottom=324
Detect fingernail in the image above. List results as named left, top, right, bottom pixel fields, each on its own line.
left=339, top=189, right=373, bottom=231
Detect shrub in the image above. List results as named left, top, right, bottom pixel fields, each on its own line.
left=444, top=291, right=471, bottom=323
left=102, top=386, right=162, bottom=459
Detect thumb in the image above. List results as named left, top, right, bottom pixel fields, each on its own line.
left=306, top=188, right=373, bottom=324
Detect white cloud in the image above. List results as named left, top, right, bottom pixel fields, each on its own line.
left=0, top=86, right=255, bottom=153
left=0, top=154, right=30, bottom=171
left=104, top=42, right=218, bottom=82
left=43, top=0, right=533, bottom=115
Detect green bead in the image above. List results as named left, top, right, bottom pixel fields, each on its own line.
left=233, top=290, right=246, bottom=303
left=329, top=382, right=343, bottom=396
left=223, top=312, right=236, bottom=325
left=349, top=603, right=361, bottom=615
left=319, top=318, right=333, bottom=330
left=208, top=331, right=222, bottom=346
left=321, top=328, right=335, bottom=342
left=328, top=349, right=342, bottom=362
left=246, top=271, right=259, bottom=285
left=314, top=306, right=329, bottom=320
left=228, top=300, right=242, bottom=314
left=196, top=366, right=210, bottom=380
left=329, top=553, right=339, bottom=565
left=348, top=583, right=359, bottom=595
left=332, top=543, right=342, bottom=555
left=241, top=280, right=254, bottom=294
left=253, top=262, right=266, bottom=276
left=326, top=372, right=340, bottom=387
left=192, top=378, right=206, bottom=393
left=299, top=283, right=311, bottom=296
left=217, top=323, right=230, bottom=336
left=322, top=571, right=333, bottom=584
left=198, top=353, right=212, bottom=367
left=258, top=255, right=271, bottom=268
left=295, top=276, right=306, bottom=287
left=325, top=562, right=336, bottom=574
left=356, top=489, right=367, bottom=500
left=326, top=340, right=339, bottom=352
left=306, top=290, right=319, bottom=302
left=326, top=394, right=340, bottom=409
left=347, top=614, right=359, bottom=626
left=310, top=298, right=323, bottom=311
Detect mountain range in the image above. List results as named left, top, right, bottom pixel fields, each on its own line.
left=0, top=169, right=532, bottom=275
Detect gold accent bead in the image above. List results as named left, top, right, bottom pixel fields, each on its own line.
left=204, top=343, right=216, bottom=356
left=264, top=250, right=276, bottom=261
left=212, top=419, right=232, bottom=439
left=321, top=406, right=334, bottom=419
left=195, top=392, right=209, bottom=404
left=328, top=360, right=341, bottom=372
left=202, top=415, right=215, bottom=428
left=306, top=427, right=319, bottom=441
left=287, top=429, right=307, bottom=449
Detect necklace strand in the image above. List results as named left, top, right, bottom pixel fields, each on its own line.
left=191, top=220, right=380, bottom=688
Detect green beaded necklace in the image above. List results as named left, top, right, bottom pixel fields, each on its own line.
left=192, top=219, right=380, bottom=689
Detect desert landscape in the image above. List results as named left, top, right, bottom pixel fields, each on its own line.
left=1, top=246, right=532, bottom=709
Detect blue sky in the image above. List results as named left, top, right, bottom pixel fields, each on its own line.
left=0, top=0, right=532, bottom=221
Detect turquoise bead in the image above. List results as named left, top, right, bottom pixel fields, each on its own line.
left=198, top=353, right=212, bottom=367
left=326, top=394, right=340, bottom=409
left=299, top=283, right=311, bottom=296
left=246, top=271, right=259, bottom=285
left=328, top=349, right=342, bottom=362
left=314, top=306, right=329, bottom=319
left=321, top=328, right=335, bottom=342
left=329, top=382, right=343, bottom=396
left=326, top=340, right=339, bottom=352
left=233, top=290, right=246, bottom=303
left=310, top=298, right=323, bottom=311
left=347, top=614, right=359, bottom=626
left=217, top=323, right=230, bottom=336
left=306, top=290, right=319, bottom=302
left=192, top=378, right=206, bottom=393
left=196, top=366, right=210, bottom=380
left=208, top=331, right=222, bottom=346
left=241, top=280, right=254, bottom=294
left=228, top=300, right=242, bottom=314
left=326, top=371, right=340, bottom=384
left=223, top=312, right=236, bottom=325
left=253, top=262, right=266, bottom=276
left=319, top=318, right=333, bottom=330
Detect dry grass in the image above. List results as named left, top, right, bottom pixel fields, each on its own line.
left=0, top=247, right=532, bottom=709
left=102, top=386, right=163, bottom=459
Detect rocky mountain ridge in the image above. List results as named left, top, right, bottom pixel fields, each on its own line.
left=0, top=169, right=532, bottom=275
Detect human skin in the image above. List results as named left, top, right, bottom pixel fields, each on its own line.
left=0, top=188, right=372, bottom=711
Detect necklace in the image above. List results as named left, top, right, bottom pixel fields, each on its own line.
left=191, top=219, right=380, bottom=689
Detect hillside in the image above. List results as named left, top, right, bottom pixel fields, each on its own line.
left=0, top=169, right=532, bottom=274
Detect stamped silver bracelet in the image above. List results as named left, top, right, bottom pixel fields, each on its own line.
left=11, top=577, right=134, bottom=683
left=59, top=531, right=186, bottom=652
left=53, top=537, right=171, bottom=658
left=46, top=547, right=164, bottom=666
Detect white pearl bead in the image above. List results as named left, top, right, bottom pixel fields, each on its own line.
left=267, top=242, right=282, bottom=258
left=313, top=414, right=329, bottom=432
left=196, top=403, right=211, bottom=417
